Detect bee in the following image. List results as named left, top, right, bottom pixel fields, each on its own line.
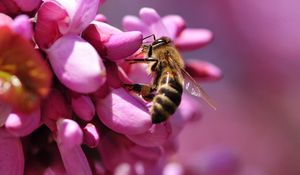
left=124, top=35, right=216, bottom=123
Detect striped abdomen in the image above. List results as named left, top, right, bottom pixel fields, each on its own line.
left=150, top=72, right=183, bottom=123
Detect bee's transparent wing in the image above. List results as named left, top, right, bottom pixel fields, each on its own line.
left=181, top=68, right=217, bottom=110
left=166, top=55, right=216, bottom=110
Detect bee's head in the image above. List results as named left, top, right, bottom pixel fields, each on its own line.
left=152, top=36, right=172, bottom=48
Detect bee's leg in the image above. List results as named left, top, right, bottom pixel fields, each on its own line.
left=125, top=58, right=157, bottom=64
left=123, top=83, right=156, bottom=102
left=143, top=34, right=156, bottom=41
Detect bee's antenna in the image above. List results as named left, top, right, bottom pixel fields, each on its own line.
left=143, top=34, right=156, bottom=41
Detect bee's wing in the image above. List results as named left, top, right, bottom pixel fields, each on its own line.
left=181, top=67, right=217, bottom=110
left=166, top=55, right=216, bottom=110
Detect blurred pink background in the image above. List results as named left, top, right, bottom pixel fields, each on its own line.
left=102, top=1, right=300, bottom=175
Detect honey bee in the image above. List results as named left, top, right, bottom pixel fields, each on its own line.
left=124, top=35, right=216, bottom=123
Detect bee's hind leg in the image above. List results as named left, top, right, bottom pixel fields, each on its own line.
left=123, top=83, right=156, bottom=102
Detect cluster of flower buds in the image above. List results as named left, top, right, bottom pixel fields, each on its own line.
left=0, top=0, right=224, bottom=174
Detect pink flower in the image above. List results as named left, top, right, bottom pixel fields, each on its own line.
left=0, top=2, right=222, bottom=175
left=118, top=7, right=221, bottom=147
left=56, top=118, right=92, bottom=175
left=71, top=94, right=95, bottom=121
left=34, top=0, right=100, bottom=49
left=82, top=21, right=143, bottom=61
left=46, top=34, right=106, bottom=93
left=0, top=17, right=52, bottom=114
left=0, top=128, right=24, bottom=175
left=96, top=88, right=152, bottom=135
left=123, top=7, right=213, bottom=51
left=0, top=0, right=42, bottom=17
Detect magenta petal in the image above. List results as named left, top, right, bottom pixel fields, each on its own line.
left=13, top=0, right=41, bottom=12
left=94, top=14, right=107, bottom=22
left=0, top=102, right=11, bottom=127
left=185, top=60, right=222, bottom=81
left=175, top=28, right=213, bottom=51
left=47, top=34, right=106, bottom=93
left=58, top=0, right=99, bottom=34
left=127, top=63, right=151, bottom=85
left=162, top=15, right=186, bottom=39
left=11, top=15, right=32, bottom=39
left=105, top=31, right=143, bottom=60
left=57, top=118, right=83, bottom=148
left=122, top=15, right=150, bottom=35
left=0, top=13, right=13, bottom=26
left=35, top=1, right=67, bottom=49
left=5, top=109, right=41, bottom=137
left=96, top=88, right=151, bottom=135
left=97, top=131, right=134, bottom=171
left=105, top=61, right=132, bottom=88
left=83, top=123, right=99, bottom=148
left=126, top=122, right=172, bottom=147
left=83, top=22, right=142, bottom=60
left=71, top=95, right=95, bottom=121
left=163, top=162, right=185, bottom=175
left=41, top=90, right=72, bottom=131
left=57, top=143, right=92, bottom=175
left=0, top=129, right=24, bottom=175
left=129, top=145, right=162, bottom=161
left=139, top=7, right=161, bottom=26
left=139, top=7, right=170, bottom=38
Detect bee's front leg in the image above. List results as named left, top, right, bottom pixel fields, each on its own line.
left=125, top=58, right=157, bottom=64
left=123, top=83, right=156, bottom=102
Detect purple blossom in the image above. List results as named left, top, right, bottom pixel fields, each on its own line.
left=0, top=3, right=223, bottom=175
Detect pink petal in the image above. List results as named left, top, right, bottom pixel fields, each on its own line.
left=122, top=15, right=150, bottom=36
left=139, top=7, right=170, bottom=38
left=56, top=0, right=99, bottom=34
left=0, top=102, right=11, bottom=127
left=129, top=145, right=162, bottom=161
left=0, top=13, right=13, bottom=26
left=99, top=0, right=105, bottom=5
left=162, top=15, right=186, bottom=39
left=57, top=144, right=92, bottom=175
left=96, top=88, right=151, bottom=135
left=12, top=15, right=32, bottom=39
left=13, top=0, right=41, bottom=12
left=41, top=89, right=72, bottom=132
left=83, top=123, right=99, bottom=148
left=105, top=31, right=143, bottom=60
left=185, top=60, right=222, bottom=81
left=47, top=34, right=106, bottom=93
left=44, top=166, right=66, bottom=175
left=57, top=118, right=83, bottom=148
left=175, top=28, right=213, bottom=51
left=127, top=63, right=152, bottom=85
left=97, top=131, right=134, bottom=171
left=0, top=128, right=24, bottom=175
left=105, top=61, right=132, bottom=89
left=5, top=108, right=41, bottom=137
left=71, top=94, right=95, bottom=121
left=35, top=1, right=67, bottom=49
left=163, top=162, right=185, bottom=175
left=92, top=82, right=111, bottom=99
left=162, top=138, right=179, bottom=155
left=83, top=21, right=143, bottom=61
left=94, top=14, right=107, bottom=22
left=0, top=1, right=19, bottom=16
left=126, top=122, right=172, bottom=147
